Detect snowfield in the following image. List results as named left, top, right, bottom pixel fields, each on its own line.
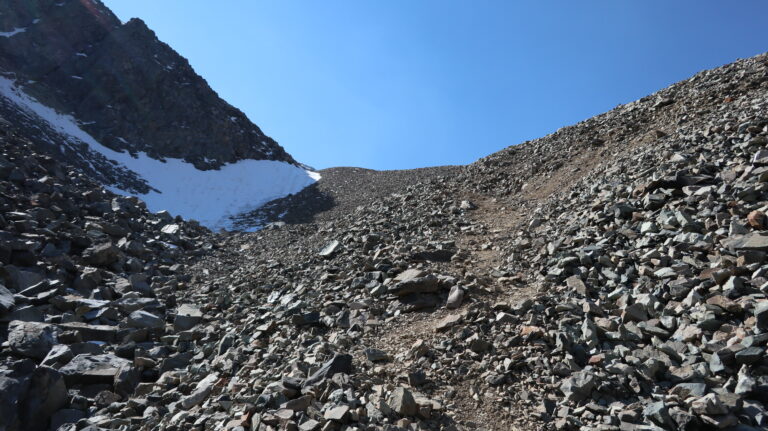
left=0, top=75, right=320, bottom=230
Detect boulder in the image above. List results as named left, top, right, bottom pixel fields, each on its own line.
left=388, top=387, right=417, bottom=417
left=8, top=321, right=59, bottom=359
left=127, top=310, right=164, bottom=329
left=173, top=304, right=203, bottom=331
left=303, top=354, right=353, bottom=388
left=58, top=354, right=132, bottom=386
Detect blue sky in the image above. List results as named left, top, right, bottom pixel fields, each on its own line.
left=103, top=1, right=768, bottom=170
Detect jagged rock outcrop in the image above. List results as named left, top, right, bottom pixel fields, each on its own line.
left=0, top=0, right=295, bottom=170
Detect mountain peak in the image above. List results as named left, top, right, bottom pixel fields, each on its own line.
left=0, top=0, right=296, bottom=170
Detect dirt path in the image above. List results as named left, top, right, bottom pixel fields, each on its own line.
left=359, top=192, right=538, bottom=430
left=355, top=132, right=660, bottom=429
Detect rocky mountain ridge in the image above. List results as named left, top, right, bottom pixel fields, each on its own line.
left=0, top=0, right=295, bottom=171
left=0, top=0, right=320, bottom=230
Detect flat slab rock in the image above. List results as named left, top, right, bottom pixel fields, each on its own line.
left=57, top=322, right=118, bottom=342
left=58, top=353, right=132, bottom=385
left=389, top=275, right=440, bottom=296
left=436, top=314, right=462, bottom=331
left=128, top=310, right=164, bottom=329
left=721, top=232, right=768, bottom=251
left=318, top=240, right=341, bottom=257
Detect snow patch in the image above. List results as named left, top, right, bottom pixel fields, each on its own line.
left=0, top=27, right=27, bottom=38
left=0, top=76, right=320, bottom=230
left=100, top=153, right=318, bottom=229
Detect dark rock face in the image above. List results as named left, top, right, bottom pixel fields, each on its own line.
left=0, top=0, right=296, bottom=170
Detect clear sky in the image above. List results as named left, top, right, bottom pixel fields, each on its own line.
left=102, top=1, right=768, bottom=171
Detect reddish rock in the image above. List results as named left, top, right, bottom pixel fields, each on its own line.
left=748, top=210, right=767, bottom=229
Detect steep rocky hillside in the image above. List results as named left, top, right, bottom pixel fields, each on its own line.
left=0, top=18, right=767, bottom=431
left=0, top=108, right=213, bottom=431
left=160, top=53, right=768, bottom=431
left=0, top=0, right=295, bottom=170
left=0, top=0, right=319, bottom=230
left=0, top=0, right=320, bottom=231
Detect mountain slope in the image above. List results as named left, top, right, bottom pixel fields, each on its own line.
left=0, top=0, right=295, bottom=169
left=0, top=74, right=319, bottom=230
left=0, top=0, right=319, bottom=230
left=0, top=3, right=767, bottom=430
left=172, top=52, right=768, bottom=431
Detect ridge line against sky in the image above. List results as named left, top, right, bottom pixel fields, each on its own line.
left=103, top=1, right=768, bottom=171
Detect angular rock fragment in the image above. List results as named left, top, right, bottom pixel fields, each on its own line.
left=8, top=320, right=59, bottom=359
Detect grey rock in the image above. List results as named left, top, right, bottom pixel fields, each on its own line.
left=389, top=275, right=440, bottom=296
left=0, top=284, right=15, bottom=313
left=670, top=382, right=707, bottom=398
left=58, top=354, right=132, bottom=385
left=318, top=240, right=341, bottom=257
left=299, top=419, right=320, bottom=431
left=0, top=375, right=29, bottom=431
left=303, top=354, right=353, bottom=388
left=388, top=387, right=417, bottom=417
left=127, top=310, right=164, bottom=329
left=20, top=366, right=68, bottom=430
left=756, top=301, right=768, bottom=332
left=735, top=346, right=764, bottom=364
left=49, top=409, right=86, bottom=431
left=180, top=373, right=218, bottom=409
left=8, top=320, right=59, bottom=359
left=446, top=285, right=464, bottom=309
left=82, top=242, right=121, bottom=266
left=174, top=304, right=203, bottom=331
left=364, top=348, right=389, bottom=362
left=722, top=233, right=768, bottom=251
left=324, top=405, right=350, bottom=422
left=560, top=371, right=596, bottom=402
left=643, top=402, right=673, bottom=428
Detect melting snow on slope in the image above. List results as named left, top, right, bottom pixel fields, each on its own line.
left=0, top=27, right=27, bottom=38
left=0, top=76, right=320, bottom=230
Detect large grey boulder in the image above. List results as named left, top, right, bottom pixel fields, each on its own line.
left=127, top=310, right=164, bottom=329
left=58, top=354, right=132, bottom=386
left=388, top=275, right=440, bottom=296
left=0, top=374, right=29, bottom=431
left=173, top=304, right=203, bottom=331
left=82, top=242, right=121, bottom=266
left=8, top=320, right=59, bottom=359
left=388, top=387, right=417, bottom=417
